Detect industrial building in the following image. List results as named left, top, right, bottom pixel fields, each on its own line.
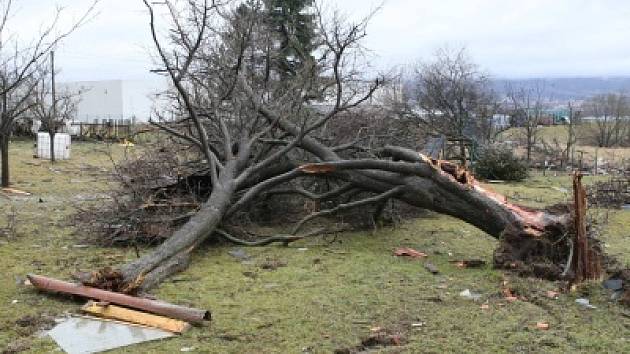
left=58, top=79, right=165, bottom=124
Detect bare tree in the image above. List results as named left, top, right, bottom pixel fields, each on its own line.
left=82, top=1, right=600, bottom=292
left=585, top=93, right=628, bottom=147
left=507, top=81, right=546, bottom=164
left=412, top=48, right=494, bottom=164
left=0, top=0, right=96, bottom=186
left=564, top=101, right=581, bottom=167
left=476, top=97, right=504, bottom=145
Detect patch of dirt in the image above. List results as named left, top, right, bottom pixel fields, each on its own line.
left=334, top=329, right=406, bottom=353
left=13, top=313, right=56, bottom=336
left=259, top=258, right=287, bottom=271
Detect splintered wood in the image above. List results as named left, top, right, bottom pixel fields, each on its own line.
left=298, top=163, right=336, bottom=174
left=571, top=173, right=603, bottom=282
left=418, top=153, right=473, bottom=185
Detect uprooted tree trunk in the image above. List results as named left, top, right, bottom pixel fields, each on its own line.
left=82, top=0, right=603, bottom=293
left=84, top=144, right=602, bottom=293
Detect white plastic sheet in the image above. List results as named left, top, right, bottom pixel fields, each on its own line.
left=48, top=316, right=173, bottom=354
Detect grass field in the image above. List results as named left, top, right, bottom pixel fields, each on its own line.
left=1, top=139, right=629, bottom=353
left=500, top=125, right=630, bottom=168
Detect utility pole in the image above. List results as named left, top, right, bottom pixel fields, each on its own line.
left=50, top=50, right=56, bottom=163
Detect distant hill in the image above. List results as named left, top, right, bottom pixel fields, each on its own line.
left=491, top=77, right=630, bottom=100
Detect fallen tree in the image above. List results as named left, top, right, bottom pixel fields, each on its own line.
left=83, top=0, right=603, bottom=293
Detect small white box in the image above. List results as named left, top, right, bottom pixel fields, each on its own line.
left=37, top=133, right=71, bottom=160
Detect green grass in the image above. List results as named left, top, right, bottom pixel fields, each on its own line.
left=1, top=140, right=629, bottom=353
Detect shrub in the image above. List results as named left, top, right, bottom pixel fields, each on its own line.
left=474, top=145, right=528, bottom=181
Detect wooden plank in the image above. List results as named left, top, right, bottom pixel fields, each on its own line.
left=28, top=274, right=210, bottom=324
left=81, top=301, right=191, bottom=334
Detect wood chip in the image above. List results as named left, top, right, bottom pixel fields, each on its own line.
left=536, top=322, right=550, bottom=330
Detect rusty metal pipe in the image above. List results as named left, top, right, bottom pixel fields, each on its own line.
left=27, top=274, right=210, bottom=324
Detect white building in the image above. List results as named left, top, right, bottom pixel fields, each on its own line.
left=491, top=114, right=511, bottom=130
left=58, top=79, right=166, bottom=124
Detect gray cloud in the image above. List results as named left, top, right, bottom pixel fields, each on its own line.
left=12, top=0, right=630, bottom=81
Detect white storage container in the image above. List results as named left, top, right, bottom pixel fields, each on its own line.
left=37, top=133, right=71, bottom=160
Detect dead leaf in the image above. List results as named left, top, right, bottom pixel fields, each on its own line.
left=393, top=247, right=427, bottom=259
left=546, top=290, right=559, bottom=299
left=502, top=287, right=515, bottom=297
left=451, top=259, right=486, bottom=268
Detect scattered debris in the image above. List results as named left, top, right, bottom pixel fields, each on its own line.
left=298, top=247, right=309, bottom=251
left=611, top=290, right=624, bottom=301
left=536, top=321, right=550, bottom=330
left=82, top=301, right=191, bottom=334
left=27, top=274, right=210, bottom=324
left=424, top=262, right=439, bottom=274
left=459, top=289, right=482, bottom=301
left=603, top=278, right=623, bottom=291
left=480, top=304, right=490, bottom=310
left=545, top=290, right=560, bottom=299
left=575, top=298, right=597, bottom=309
left=48, top=316, right=174, bottom=354
left=393, top=247, right=427, bottom=259
left=587, top=176, right=629, bottom=208
left=335, top=329, right=405, bottom=353
left=551, top=186, right=568, bottom=194
left=361, top=332, right=404, bottom=347
left=120, top=139, right=135, bottom=147
left=501, top=287, right=518, bottom=302
left=180, top=346, right=196, bottom=352
left=227, top=248, right=250, bottom=261
left=1, top=187, right=32, bottom=197
left=450, top=259, right=486, bottom=268
left=259, top=258, right=287, bottom=270
left=15, top=314, right=55, bottom=329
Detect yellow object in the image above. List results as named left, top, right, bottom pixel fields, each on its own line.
left=1, top=187, right=31, bottom=196
left=120, top=139, right=135, bottom=147
left=82, top=301, right=191, bottom=334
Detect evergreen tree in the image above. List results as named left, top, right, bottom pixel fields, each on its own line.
left=264, top=0, right=316, bottom=76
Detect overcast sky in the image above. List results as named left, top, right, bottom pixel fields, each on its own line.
left=11, top=0, right=630, bottom=82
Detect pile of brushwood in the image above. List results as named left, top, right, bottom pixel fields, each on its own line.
left=587, top=176, right=630, bottom=208
left=73, top=0, right=618, bottom=294
left=77, top=108, right=428, bottom=247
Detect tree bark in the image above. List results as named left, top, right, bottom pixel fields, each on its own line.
left=49, top=131, right=56, bottom=163
left=83, top=161, right=239, bottom=293
left=0, top=134, right=9, bottom=187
